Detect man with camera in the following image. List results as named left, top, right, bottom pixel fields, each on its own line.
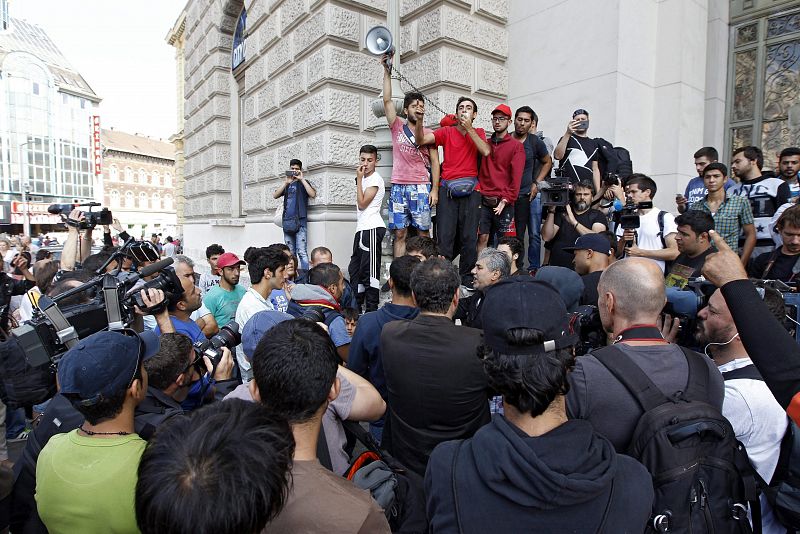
left=541, top=180, right=607, bottom=269
left=553, top=109, right=601, bottom=193
left=615, top=174, right=679, bottom=273
left=0, top=253, right=34, bottom=331
left=749, top=204, right=800, bottom=283
left=476, top=104, right=525, bottom=252
left=273, top=159, right=316, bottom=271
left=414, top=97, right=491, bottom=288
left=153, top=255, right=204, bottom=343
left=381, top=54, right=440, bottom=257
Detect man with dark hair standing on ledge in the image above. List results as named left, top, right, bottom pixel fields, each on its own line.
left=414, top=97, right=491, bottom=288
left=381, top=53, right=440, bottom=257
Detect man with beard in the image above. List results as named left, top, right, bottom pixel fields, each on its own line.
left=541, top=180, right=607, bottom=268
left=381, top=53, right=440, bottom=257
left=729, top=146, right=790, bottom=259
left=202, top=252, right=247, bottom=327
left=477, top=104, right=525, bottom=251
left=665, top=210, right=715, bottom=288
left=749, top=204, right=800, bottom=283
left=553, top=109, right=601, bottom=192
left=778, top=146, right=800, bottom=201
left=695, top=286, right=787, bottom=534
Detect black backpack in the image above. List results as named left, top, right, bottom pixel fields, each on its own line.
left=342, top=421, right=427, bottom=533
left=595, top=138, right=634, bottom=179
left=723, top=365, right=800, bottom=531
left=594, top=345, right=759, bottom=534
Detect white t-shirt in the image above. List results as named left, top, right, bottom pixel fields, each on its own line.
left=719, top=359, right=787, bottom=534
left=616, top=208, right=677, bottom=272
left=356, top=171, right=386, bottom=232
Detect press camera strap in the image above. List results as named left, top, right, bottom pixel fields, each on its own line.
left=36, top=296, right=78, bottom=349
left=612, top=324, right=665, bottom=344
left=103, top=274, right=125, bottom=331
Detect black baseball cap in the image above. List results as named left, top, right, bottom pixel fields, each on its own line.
left=572, top=109, right=589, bottom=118
left=563, top=233, right=613, bottom=255
left=481, top=278, right=578, bottom=355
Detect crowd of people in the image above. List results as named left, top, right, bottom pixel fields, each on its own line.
left=1, top=54, right=800, bottom=533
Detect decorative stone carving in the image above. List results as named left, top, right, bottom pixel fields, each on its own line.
left=277, top=63, right=306, bottom=104
left=280, top=0, right=308, bottom=34
left=476, top=58, right=507, bottom=97
left=267, top=37, right=292, bottom=78
left=257, top=82, right=278, bottom=115
left=259, top=14, right=280, bottom=53
left=245, top=55, right=267, bottom=93
left=258, top=150, right=275, bottom=179
left=294, top=10, right=326, bottom=55
left=327, top=4, right=359, bottom=44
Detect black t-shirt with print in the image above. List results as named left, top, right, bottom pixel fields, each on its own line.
left=549, top=209, right=609, bottom=268
left=749, top=248, right=800, bottom=283
left=665, top=248, right=713, bottom=288
left=559, top=135, right=599, bottom=183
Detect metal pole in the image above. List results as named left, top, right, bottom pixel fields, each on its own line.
left=17, top=142, right=31, bottom=237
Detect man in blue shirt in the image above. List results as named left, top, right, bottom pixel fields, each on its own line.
left=153, top=255, right=204, bottom=343
left=677, top=146, right=735, bottom=213
left=273, top=159, right=316, bottom=271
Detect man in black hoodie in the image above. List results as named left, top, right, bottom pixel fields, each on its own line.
left=425, top=277, right=653, bottom=533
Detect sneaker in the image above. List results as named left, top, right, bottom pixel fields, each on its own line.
left=8, top=429, right=29, bottom=443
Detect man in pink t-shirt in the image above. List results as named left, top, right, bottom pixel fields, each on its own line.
left=415, top=97, right=490, bottom=288
left=381, top=55, right=441, bottom=258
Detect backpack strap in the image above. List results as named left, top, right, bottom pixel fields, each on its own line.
left=678, top=346, right=713, bottom=402
left=451, top=440, right=465, bottom=534
left=657, top=210, right=667, bottom=249
left=592, top=345, right=671, bottom=412
left=761, top=249, right=781, bottom=279
left=721, top=365, right=764, bottom=382
left=317, top=422, right=333, bottom=472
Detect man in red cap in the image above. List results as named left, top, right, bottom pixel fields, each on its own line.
left=203, top=252, right=246, bottom=327
left=477, top=104, right=525, bottom=252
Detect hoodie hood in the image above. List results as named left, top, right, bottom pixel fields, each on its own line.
left=468, top=415, right=617, bottom=508
left=379, top=302, right=419, bottom=321
left=290, top=283, right=341, bottom=309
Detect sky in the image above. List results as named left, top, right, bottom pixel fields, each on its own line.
left=10, top=0, right=185, bottom=141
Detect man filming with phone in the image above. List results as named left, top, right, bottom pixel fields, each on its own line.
left=554, top=109, right=601, bottom=193
left=273, top=159, right=316, bottom=271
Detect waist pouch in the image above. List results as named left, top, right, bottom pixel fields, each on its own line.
left=443, top=177, right=478, bottom=198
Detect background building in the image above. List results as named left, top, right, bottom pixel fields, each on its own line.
left=0, top=6, right=101, bottom=232
left=101, top=128, right=177, bottom=239
left=171, top=0, right=800, bottom=268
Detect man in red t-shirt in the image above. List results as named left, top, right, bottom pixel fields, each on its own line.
left=477, top=104, right=524, bottom=252
left=415, top=97, right=490, bottom=287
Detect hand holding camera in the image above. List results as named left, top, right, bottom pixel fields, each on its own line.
left=11, top=254, right=29, bottom=273
left=203, top=346, right=234, bottom=381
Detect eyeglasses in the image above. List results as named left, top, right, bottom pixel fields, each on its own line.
left=491, top=116, right=510, bottom=122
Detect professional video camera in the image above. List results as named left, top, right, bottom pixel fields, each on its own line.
left=192, top=321, right=241, bottom=372
left=48, top=202, right=112, bottom=230
left=540, top=169, right=575, bottom=208
left=572, top=305, right=606, bottom=356
left=663, top=279, right=716, bottom=347
left=615, top=199, right=654, bottom=231
left=12, top=257, right=180, bottom=368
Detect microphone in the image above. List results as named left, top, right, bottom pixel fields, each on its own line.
left=138, top=257, right=174, bottom=278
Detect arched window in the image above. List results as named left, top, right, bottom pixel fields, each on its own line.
left=138, top=169, right=147, bottom=184
left=164, top=193, right=174, bottom=210
left=124, top=167, right=133, bottom=182
left=151, top=170, right=160, bottom=186
left=125, top=191, right=134, bottom=207
left=151, top=192, right=161, bottom=210
left=139, top=192, right=148, bottom=209
left=109, top=165, right=118, bottom=181
left=110, top=190, right=119, bottom=207
left=165, top=172, right=173, bottom=187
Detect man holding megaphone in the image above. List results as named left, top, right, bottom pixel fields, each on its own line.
left=380, top=52, right=440, bottom=258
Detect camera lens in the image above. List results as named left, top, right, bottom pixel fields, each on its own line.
left=210, top=321, right=241, bottom=350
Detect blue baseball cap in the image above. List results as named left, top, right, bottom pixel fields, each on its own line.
left=533, top=266, right=585, bottom=312
left=242, top=311, right=294, bottom=361
left=58, top=330, right=160, bottom=406
left=563, top=233, right=613, bottom=255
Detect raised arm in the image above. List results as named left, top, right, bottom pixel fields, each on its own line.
left=381, top=54, right=396, bottom=127
left=414, top=110, right=436, bottom=146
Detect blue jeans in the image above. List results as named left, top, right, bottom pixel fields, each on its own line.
left=6, top=407, right=25, bottom=438
left=284, top=222, right=309, bottom=271
left=528, top=193, right=542, bottom=269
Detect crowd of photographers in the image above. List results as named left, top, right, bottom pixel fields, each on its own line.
left=1, top=69, right=800, bottom=533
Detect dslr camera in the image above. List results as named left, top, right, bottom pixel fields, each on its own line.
left=540, top=169, right=575, bottom=208
left=285, top=170, right=299, bottom=178
left=48, top=202, right=112, bottom=230
left=602, top=172, right=621, bottom=187
left=192, top=321, right=241, bottom=370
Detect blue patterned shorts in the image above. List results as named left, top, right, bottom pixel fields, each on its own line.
left=388, top=183, right=432, bottom=231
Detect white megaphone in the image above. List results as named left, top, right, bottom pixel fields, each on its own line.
left=365, top=26, right=395, bottom=69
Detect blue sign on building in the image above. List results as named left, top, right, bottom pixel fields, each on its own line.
left=231, top=7, right=246, bottom=70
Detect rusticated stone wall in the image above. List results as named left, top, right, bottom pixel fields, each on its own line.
left=178, top=0, right=508, bottom=268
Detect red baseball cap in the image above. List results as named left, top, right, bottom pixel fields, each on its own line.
left=217, top=252, right=246, bottom=269
left=492, top=104, right=512, bottom=118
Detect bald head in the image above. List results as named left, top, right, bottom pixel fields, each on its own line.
left=598, top=258, right=666, bottom=323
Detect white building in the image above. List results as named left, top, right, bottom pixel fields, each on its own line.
left=170, top=0, right=800, bottom=266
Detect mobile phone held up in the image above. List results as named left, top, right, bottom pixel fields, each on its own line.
left=285, top=170, right=299, bottom=178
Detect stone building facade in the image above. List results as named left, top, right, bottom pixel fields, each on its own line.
left=101, top=128, right=178, bottom=238
left=172, top=0, right=800, bottom=268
